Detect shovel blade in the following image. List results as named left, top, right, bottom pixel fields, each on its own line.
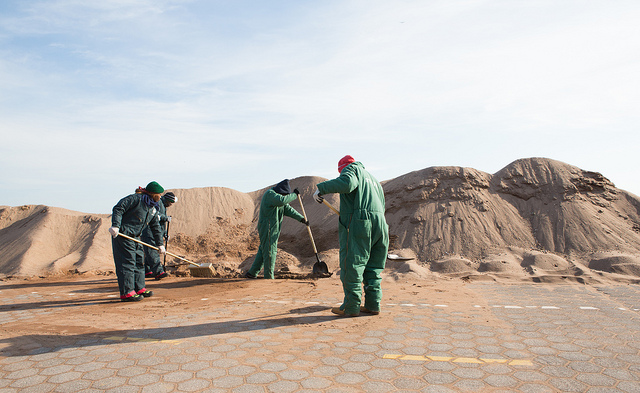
left=312, top=260, right=332, bottom=278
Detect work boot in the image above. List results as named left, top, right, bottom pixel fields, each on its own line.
left=331, top=307, right=358, bottom=317
left=243, top=272, right=257, bottom=279
left=360, top=306, right=380, bottom=315
left=139, top=290, right=153, bottom=298
left=121, top=294, right=143, bottom=302
left=145, top=272, right=154, bottom=278
left=155, top=271, right=168, bottom=280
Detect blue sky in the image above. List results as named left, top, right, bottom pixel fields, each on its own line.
left=1, top=0, right=639, bottom=214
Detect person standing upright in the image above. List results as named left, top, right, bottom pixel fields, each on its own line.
left=109, top=181, right=166, bottom=302
left=314, top=155, right=389, bottom=317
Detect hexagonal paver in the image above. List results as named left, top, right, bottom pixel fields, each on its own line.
left=393, top=376, right=427, bottom=390
left=129, top=373, right=161, bottom=386
left=549, top=378, right=588, bottom=392
left=483, top=374, right=517, bottom=388
left=163, top=370, right=194, bottom=383
left=91, top=376, right=127, bottom=390
left=212, top=375, right=244, bottom=389
left=177, top=378, right=211, bottom=392
left=423, top=371, right=458, bottom=385
left=335, top=372, right=367, bottom=384
left=267, top=380, right=299, bottom=393
left=47, top=371, right=83, bottom=384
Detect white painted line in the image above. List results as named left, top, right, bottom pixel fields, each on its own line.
left=579, top=307, right=598, bottom=310
left=201, top=298, right=209, bottom=301
left=618, top=307, right=627, bottom=310
left=504, top=306, right=522, bottom=309
left=305, top=302, right=320, bottom=305
left=473, top=305, right=482, bottom=308
left=434, top=305, right=448, bottom=308
left=420, top=304, right=431, bottom=307
left=400, top=304, right=416, bottom=307
left=525, top=306, right=537, bottom=308
left=541, top=306, right=559, bottom=309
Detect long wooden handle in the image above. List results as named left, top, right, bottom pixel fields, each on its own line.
left=322, top=199, right=340, bottom=215
left=116, top=232, right=199, bottom=267
left=297, top=194, right=319, bottom=254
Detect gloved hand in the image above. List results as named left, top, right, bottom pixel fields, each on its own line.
left=108, top=226, right=119, bottom=238
left=293, top=188, right=300, bottom=195
left=313, top=189, right=324, bottom=203
left=167, top=216, right=172, bottom=222
left=301, top=218, right=309, bottom=226
left=158, top=246, right=166, bottom=255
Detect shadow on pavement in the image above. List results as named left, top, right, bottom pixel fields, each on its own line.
left=0, top=305, right=340, bottom=357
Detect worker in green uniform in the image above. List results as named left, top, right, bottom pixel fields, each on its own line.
left=245, top=179, right=309, bottom=279
left=109, top=181, right=166, bottom=302
left=314, top=155, right=389, bottom=317
left=142, top=192, right=177, bottom=280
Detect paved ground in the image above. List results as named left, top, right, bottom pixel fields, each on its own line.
left=1, top=276, right=640, bottom=392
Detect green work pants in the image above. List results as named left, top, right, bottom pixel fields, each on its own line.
left=112, top=236, right=146, bottom=297
left=338, top=211, right=389, bottom=315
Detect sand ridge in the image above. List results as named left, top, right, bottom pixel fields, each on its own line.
left=1, top=157, right=640, bottom=284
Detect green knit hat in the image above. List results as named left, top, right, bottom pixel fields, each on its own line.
left=145, top=181, right=164, bottom=194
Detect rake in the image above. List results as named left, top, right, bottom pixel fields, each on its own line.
left=116, top=233, right=216, bottom=278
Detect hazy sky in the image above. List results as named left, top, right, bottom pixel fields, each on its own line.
left=1, top=0, right=639, bottom=214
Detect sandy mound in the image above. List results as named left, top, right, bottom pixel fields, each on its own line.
left=384, top=166, right=536, bottom=261
left=586, top=252, right=640, bottom=276
left=429, top=255, right=476, bottom=275
left=2, top=157, right=640, bottom=284
left=167, top=186, right=255, bottom=237
left=522, top=250, right=571, bottom=272
left=0, top=205, right=111, bottom=276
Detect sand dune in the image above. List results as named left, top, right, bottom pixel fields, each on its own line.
left=2, top=157, right=640, bottom=283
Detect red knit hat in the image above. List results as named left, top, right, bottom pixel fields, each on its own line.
left=338, top=155, right=355, bottom=173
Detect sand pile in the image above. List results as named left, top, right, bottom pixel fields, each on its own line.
left=0, top=205, right=111, bottom=276
left=2, top=157, right=640, bottom=283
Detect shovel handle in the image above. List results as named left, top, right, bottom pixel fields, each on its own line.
left=297, top=194, right=319, bottom=254
left=163, top=220, right=169, bottom=269
left=322, top=199, right=340, bottom=216
left=116, top=232, right=199, bottom=267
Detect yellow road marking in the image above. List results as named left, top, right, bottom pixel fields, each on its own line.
left=480, top=358, right=508, bottom=364
left=453, top=357, right=484, bottom=364
left=384, top=354, right=533, bottom=366
left=428, top=355, right=453, bottom=362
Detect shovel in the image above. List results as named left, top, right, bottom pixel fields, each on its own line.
left=115, top=232, right=216, bottom=278
left=163, top=219, right=170, bottom=270
left=297, top=193, right=332, bottom=278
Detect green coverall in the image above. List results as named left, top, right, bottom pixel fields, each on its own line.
left=317, top=161, right=389, bottom=315
left=112, top=194, right=163, bottom=298
left=248, top=188, right=305, bottom=279
left=141, top=201, right=169, bottom=277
